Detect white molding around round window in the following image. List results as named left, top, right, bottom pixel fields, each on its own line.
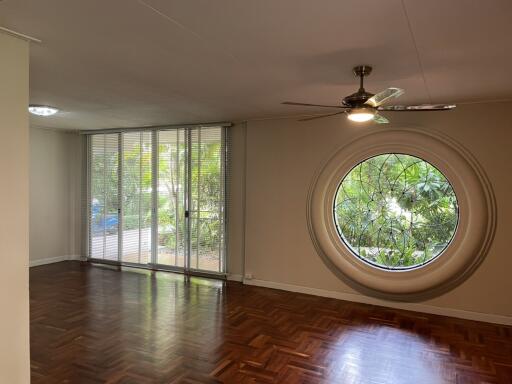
left=307, top=128, right=496, bottom=300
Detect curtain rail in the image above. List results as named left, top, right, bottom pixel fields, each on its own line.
left=80, top=121, right=232, bottom=135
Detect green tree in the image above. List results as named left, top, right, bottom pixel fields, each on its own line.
left=334, top=154, right=458, bottom=269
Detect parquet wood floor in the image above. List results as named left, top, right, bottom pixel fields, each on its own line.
left=30, top=261, right=512, bottom=383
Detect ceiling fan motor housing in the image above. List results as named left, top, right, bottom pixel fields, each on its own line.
left=343, top=90, right=374, bottom=108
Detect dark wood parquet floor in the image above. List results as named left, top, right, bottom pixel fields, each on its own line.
left=30, top=261, right=512, bottom=384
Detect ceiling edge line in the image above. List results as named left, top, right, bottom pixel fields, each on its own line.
left=0, top=26, right=41, bottom=43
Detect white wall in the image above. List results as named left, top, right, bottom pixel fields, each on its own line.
left=29, top=127, right=82, bottom=265
left=0, top=31, right=30, bottom=383
left=234, top=101, right=512, bottom=322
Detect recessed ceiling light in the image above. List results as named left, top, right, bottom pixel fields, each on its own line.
left=28, top=105, right=59, bottom=116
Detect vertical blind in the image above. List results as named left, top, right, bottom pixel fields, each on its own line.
left=87, top=126, right=227, bottom=274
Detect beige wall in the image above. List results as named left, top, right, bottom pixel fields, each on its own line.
left=227, top=123, right=247, bottom=279
left=237, top=101, right=512, bottom=319
left=0, top=32, right=30, bottom=383
left=29, top=127, right=82, bottom=263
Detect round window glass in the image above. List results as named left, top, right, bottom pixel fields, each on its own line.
left=333, top=154, right=459, bottom=270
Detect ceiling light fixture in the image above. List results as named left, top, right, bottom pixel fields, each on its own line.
left=28, top=105, right=59, bottom=116
left=347, top=107, right=375, bottom=122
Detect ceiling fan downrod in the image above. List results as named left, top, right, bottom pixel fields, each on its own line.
left=353, top=65, right=372, bottom=92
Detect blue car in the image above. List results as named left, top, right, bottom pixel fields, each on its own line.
left=91, top=199, right=118, bottom=234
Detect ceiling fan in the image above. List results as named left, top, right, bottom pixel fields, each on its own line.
left=282, top=65, right=456, bottom=123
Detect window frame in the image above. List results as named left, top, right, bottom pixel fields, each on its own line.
left=307, top=128, right=496, bottom=300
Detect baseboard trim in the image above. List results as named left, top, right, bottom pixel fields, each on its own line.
left=244, top=278, right=512, bottom=326
left=227, top=274, right=243, bottom=282
left=29, top=255, right=82, bottom=267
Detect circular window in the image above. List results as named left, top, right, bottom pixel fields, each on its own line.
left=333, top=154, right=459, bottom=270
left=308, top=128, right=496, bottom=299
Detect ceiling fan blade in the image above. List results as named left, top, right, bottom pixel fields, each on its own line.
left=365, top=88, right=404, bottom=107
left=282, top=101, right=347, bottom=109
left=373, top=114, right=389, bottom=124
left=298, top=111, right=346, bottom=122
left=378, top=104, right=456, bottom=111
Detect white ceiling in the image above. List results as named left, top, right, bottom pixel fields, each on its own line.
left=1, top=0, right=512, bottom=130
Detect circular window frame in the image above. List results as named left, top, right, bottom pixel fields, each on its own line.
left=307, top=128, right=496, bottom=300
left=332, top=153, right=460, bottom=271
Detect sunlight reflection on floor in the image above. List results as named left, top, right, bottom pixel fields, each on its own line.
left=325, top=326, right=450, bottom=383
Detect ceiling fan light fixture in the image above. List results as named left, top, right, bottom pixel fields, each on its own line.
left=347, top=108, right=375, bottom=122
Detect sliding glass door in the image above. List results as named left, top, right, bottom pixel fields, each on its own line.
left=156, top=129, right=187, bottom=268
left=87, top=126, right=226, bottom=275
left=89, top=134, right=119, bottom=261
left=121, top=131, right=153, bottom=265
left=189, top=127, right=225, bottom=272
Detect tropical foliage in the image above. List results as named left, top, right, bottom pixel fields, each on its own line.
left=334, top=154, right=458, bottom=269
